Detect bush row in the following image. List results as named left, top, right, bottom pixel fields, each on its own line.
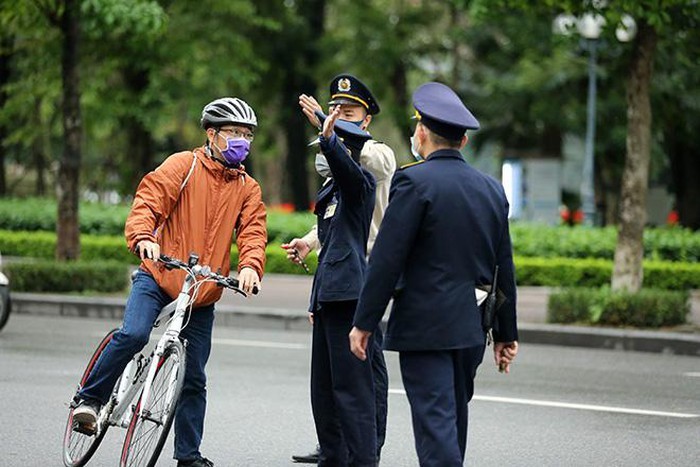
left=515, top=256, right=700, bottom=290
left=0, top=198, right=316, bottom=243
left=2, top=230, right=699, bottom=291
left=547, top=287, right=689, bottom=328
left=6, top=260, right=129, bottom=293
left=510, top=224, right=700, bottom=263
left=3, top=198, right=700, bottom=262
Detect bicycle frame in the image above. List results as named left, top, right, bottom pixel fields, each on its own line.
left=102, top=269, right=197, bottom=432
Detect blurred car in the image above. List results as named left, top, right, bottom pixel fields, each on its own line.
left=0, top=252, right=11, bottom=331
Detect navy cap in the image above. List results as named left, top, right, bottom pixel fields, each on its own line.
left=412, top=82, right=479, bottom=139
left=314, top=109, right=372, bottom=144
left=328, top=74, right=380, bottom=115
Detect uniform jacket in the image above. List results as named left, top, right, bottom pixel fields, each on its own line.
left=353, top=149, right=518, bottom=351
left=302, top=139, right=396, bottom=256
left=309, top=133, right=376, bottom=311
left=125, top=146, right=267, bottom=307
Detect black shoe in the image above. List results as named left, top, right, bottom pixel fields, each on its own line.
left=72, top=398, right=101, bottom=435
left=177, top=457, right=214, bottom=467
left=291, top=445, right=320, bottom=464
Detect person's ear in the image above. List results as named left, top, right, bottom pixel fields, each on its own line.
left=459, top=134, right=468, bottom=150
left=362, top=114, right=372, bottom=129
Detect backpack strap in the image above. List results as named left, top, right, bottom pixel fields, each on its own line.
left=179, top=151, right=198, bottom=193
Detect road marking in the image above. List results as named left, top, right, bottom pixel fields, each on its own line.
left=388, top=389, right=699, bottom=419
left=212, top=338, right=307, bottom=350
left=683, top=372, right=700, bottom=378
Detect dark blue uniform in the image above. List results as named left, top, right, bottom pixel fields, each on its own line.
left=353, top=82, right=518, bottom=466
left=310, top=130, right=377, bottom=467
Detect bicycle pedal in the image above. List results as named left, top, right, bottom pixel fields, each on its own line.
left=73, top=421, right=97, bottom=436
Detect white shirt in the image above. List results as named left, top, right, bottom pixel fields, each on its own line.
left=302, top=139, right=397, bottom=256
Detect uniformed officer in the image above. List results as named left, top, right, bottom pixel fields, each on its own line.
left=296, top=100, right=378, bottom=466
left=350, top=82, right=519, bottom=467
left=283, top=74, right=394, bottom=465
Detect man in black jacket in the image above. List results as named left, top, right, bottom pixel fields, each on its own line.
left=305, top=105, right=377, bottom=467
left=350, top=82, right=519, bottom=467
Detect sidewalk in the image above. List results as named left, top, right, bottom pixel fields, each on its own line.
left=8, top=275, right=700, bottom=357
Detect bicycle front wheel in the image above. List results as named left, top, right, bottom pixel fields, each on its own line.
left=120, top=339, right=186, bottom=467
left=63, top=328, right=118, bottom=467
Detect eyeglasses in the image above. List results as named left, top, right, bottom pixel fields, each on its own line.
left=219, top=127, right=255, bottom=142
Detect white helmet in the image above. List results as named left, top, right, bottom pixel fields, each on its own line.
left=200, top=97, right=257, bottom=129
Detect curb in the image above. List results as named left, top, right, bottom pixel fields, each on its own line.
left=9, top=292, right=700, bottom=357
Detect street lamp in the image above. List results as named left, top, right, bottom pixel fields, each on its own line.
left=553, top=12, right=636, bottom=226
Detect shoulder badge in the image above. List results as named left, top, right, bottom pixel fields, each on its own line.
left=400, top=160, right=425, bottom=170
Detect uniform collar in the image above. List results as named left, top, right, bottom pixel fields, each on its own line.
left=425, top=148, right=464, bottom=161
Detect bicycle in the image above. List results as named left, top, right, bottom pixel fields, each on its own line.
left=62, top=253, right=252, bottom=467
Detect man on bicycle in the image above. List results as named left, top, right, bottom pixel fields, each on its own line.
left=72, top=97, right=267, bottom=467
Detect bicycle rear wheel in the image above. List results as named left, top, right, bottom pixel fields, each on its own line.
left=120, top=339, right=186, bottom=467
left=63, top=328, right=118, bottom=467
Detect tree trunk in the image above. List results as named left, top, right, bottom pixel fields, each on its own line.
left=0, top=35, right=13, bottom=197
left=666, top=118, right=700, bottom=230
left=123, top=66, right=154, bottom=193
left=390, top=60, right=412, bottom=142
left=56, top=0, right=82, bottom=260
left=282, top=0, right=326, bottom=211
left=612, top=22, right=657, bottom=291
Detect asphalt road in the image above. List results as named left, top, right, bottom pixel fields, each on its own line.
left=1, top=314, right=699, bottom=467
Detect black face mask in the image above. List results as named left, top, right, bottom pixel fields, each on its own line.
left=342, top=136, right=364, bottom=164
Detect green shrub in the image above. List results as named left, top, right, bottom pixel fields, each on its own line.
left=548, top=287, right=689, bottom=328
left=510, top=223, right=700, bottom=262
left=3, top=230, right=700, bottom=288
left=6, top=260, right=129, bottom=293
left=3, top=198, right=700, bottom=262
left=0, top=198, right=317, bottom=242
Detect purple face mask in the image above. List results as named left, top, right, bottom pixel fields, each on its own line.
left=219, top=137, right=250, bottom=165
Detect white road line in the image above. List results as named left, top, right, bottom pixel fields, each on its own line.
left=388, top=389, right=699, bottom=419
left=211, top=338, right=307, bottom=350
left=682, top=372, right=700, bottom=378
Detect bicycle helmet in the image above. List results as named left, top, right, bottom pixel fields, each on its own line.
left=200, top=97, right=257, bottom=129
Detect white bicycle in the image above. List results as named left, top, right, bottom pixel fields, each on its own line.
left=62, top=253, right=252, bottom=467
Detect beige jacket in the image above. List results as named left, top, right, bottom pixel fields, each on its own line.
left=302, top=140, right=396, bottom=255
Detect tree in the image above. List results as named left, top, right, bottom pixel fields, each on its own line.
left=32, top=0, right=84, bottom=261
left=476, top=0, right=700, bottom=292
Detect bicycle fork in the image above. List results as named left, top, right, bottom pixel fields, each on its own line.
left=137, top=286, right=190, bottom=420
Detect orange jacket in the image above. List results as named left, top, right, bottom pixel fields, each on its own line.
left=125, top=146, right=267, bottom=307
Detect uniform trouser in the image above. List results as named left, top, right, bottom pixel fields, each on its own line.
left=399, top=345, right=486, bottom=467
left=78, top=270, right=214, bottom=461
left=372, top=327, right=389, bottom=457
left=311, top=300, right=378, bottom=467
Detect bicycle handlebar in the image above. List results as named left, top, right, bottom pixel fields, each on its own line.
left=158, top=254, right=258, bottom=296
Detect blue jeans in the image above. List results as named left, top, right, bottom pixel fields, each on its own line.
left=79, top=271, right=215, bottom=461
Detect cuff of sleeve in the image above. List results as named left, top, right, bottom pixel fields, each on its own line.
left=300, top=234, right=320, bottom=252
left=319, top=133, right=337, bottom=151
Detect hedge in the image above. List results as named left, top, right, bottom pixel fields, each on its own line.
left=548, top=288, right=689, bottom=328
left=515, top=256, right=700, bottom=290
left=2, top=198, right=700, bottom=262
left=0, top=198, right=316, bottom=243
left=6, top=260, right=129, bottom=293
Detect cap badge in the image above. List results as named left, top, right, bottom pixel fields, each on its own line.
left=338, top=78, right=351, bottom=92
